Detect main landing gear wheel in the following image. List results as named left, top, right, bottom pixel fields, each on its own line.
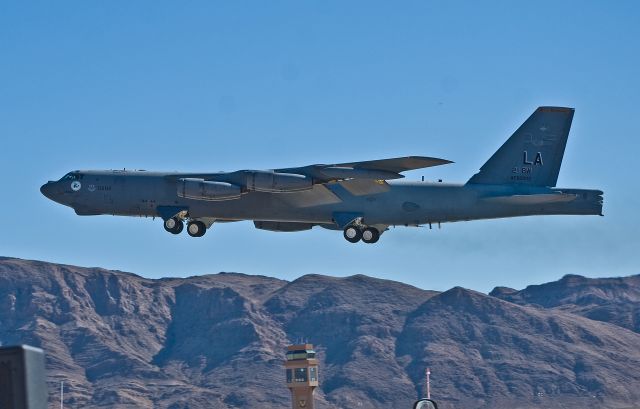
left=343, top=225, right=362, bottom=243
left=187, top=221, right=207, bottom=237
left=164, top=217, right=183, bottom=234
left=361, top=227, right=380, bottom=244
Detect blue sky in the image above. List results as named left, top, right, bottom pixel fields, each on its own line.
left=1, top=1, right=639, bottom=293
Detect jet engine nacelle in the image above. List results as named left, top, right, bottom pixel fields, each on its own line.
left=246, top=171, right=313, bottom=193
left=177, top=178, right=242, bottom=201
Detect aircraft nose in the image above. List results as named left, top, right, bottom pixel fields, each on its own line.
left=40, top=182, right=57, bottom=200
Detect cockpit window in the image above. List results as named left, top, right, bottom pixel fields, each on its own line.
left=59, top=172, right=82, bottom=181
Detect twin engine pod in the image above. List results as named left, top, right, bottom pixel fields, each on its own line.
left=177, top=171, right=313, bottom=201
left=177, top=179, right=242, bottom=201
left=245, top=171, right=313, bottom=193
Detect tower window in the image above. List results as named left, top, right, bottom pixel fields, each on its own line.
left=294, top=368, right=308, bottom=382
left=309, top=367, right=317, bottom=382
left=286, top=369, right=292, bottom=383
left=286, top=349, right=316, bottom=361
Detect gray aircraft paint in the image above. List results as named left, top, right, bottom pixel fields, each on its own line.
left=40, top=107, right=603, bottom=243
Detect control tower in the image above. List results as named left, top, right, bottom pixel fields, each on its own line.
left=285, top=343, right=318, bottom=409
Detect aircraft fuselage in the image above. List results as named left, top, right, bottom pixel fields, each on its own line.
left=41, top=169, right=602, bottom=227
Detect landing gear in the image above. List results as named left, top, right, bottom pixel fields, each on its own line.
left=361, top=227, right=380, bottom=244
left=187, top=220, right=207, bottom=237
left=343, top=225, right=380, bottom=244
left=163, top=215, right=208, bottom=237
left=343, top=225, right=362, bottom=243
left=164, top=217, right=183, bottom=234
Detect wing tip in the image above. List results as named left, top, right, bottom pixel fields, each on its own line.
left=536, top=106, right=575, bottom=113
left=423, top=157, right=454, bottom=166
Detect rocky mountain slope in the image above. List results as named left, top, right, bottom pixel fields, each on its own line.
left=1, top=257, right=639, bottom=409
left=490, top=274, right=640, bottom=334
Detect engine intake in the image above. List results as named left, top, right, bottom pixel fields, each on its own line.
left=177, top=178, right=241, bottom=201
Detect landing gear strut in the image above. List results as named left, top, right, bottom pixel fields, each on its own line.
left=164, top=217, right=183, bottom=234
left=187, top=220, right=207, bottom=237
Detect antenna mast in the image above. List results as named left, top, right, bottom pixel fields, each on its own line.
left=426, top=367, right=431, bottom=399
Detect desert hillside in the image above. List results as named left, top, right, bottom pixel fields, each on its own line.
left=1, top=257, right=639, bottom=409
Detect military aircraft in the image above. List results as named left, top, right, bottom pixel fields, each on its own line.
left=41, top=107, right=603, bottom=244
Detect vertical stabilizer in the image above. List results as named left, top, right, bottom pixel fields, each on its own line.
left=467, top=107, right=574, bottom=187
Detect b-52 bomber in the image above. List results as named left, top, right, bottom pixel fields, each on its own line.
left=41, top=107, right=603, bottom=244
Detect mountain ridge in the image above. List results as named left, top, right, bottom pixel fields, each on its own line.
left=490, top=273, right=640, bottom=334
left=1, top=257, right=639, bottom=409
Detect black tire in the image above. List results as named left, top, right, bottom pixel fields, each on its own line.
left=361, top=227, right=380, bottom=244
left=343, top=225, right=362, bottom=243
left=187, top=221, right=206, bottom=237
left=164, top=217, right=183, bottom=234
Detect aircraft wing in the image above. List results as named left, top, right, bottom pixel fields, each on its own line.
left=332, top=156, right=452, bottom=173
left=276, top=156, right=453, bottom=182
left=164, top=156, right=452, bottom=194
